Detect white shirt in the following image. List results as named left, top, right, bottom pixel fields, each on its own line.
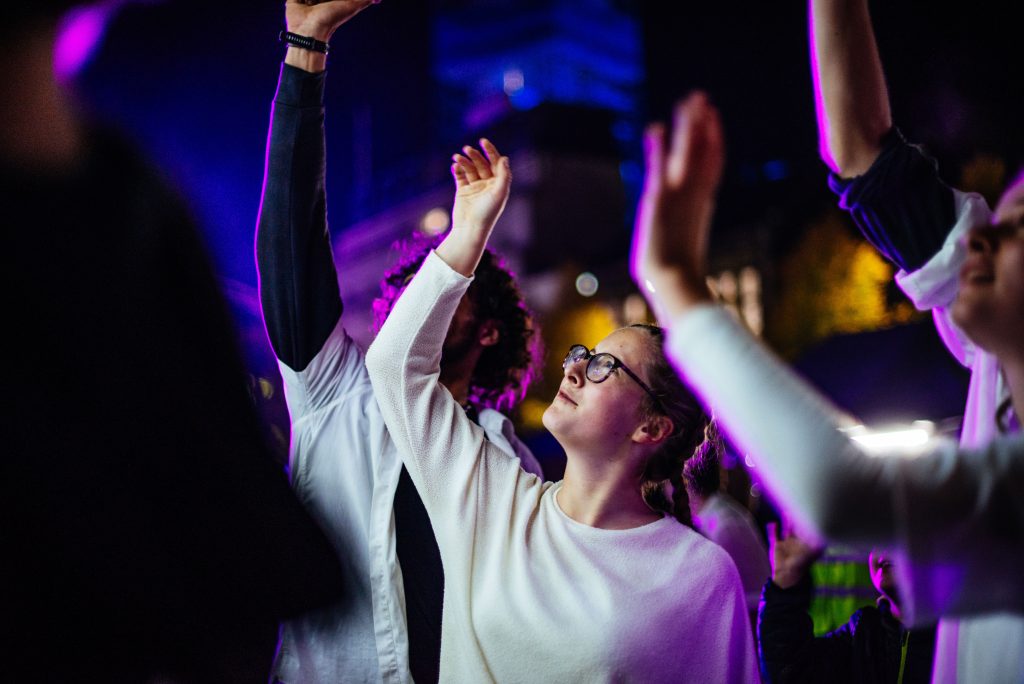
left=895, top=189, right=1022, bottom=684
left=695, top=493, right=771, bottom=613
left=366, top=252, right=759, bottom=683
left=667, top=304, right=1024, bottom=684
left=272, top=317, right=542, bottom=684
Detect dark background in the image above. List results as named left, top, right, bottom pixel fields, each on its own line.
left=77, top=0, right=1023, bottom=287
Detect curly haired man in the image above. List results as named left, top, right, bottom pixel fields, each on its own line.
left=255, top=3, right=542, bottom=682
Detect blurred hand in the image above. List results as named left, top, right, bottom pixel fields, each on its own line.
left=630, top=91, right=724, bottom=323
left=286, top=0, right=379, bottom=41
left=767, top=520, right=825, bottom=590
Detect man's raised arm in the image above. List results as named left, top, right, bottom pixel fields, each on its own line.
left=809, top=0, right=891, bottom=178
left=255, top=0, right=378, bottom=371
left=810, top=0, right=962, bottom=276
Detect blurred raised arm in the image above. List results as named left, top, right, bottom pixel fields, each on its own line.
left=630, top=92, right=723, bottom=323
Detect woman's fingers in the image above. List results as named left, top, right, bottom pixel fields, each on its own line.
left=452, top=153, right=479, bottom=183
left=463, top=145, right=493, bottom=180
left=479, top=138, right=504, bottom=166
left=451, top=161, right=468, bottom=186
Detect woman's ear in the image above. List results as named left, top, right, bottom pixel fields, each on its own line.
left=632, top=415, right=674, bottom=445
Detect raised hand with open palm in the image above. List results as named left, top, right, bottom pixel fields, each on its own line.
left=631, top=92, right=725, bottom=323
left=284, top=0, right=380, bottom=72
left=437, top=138, right=512, bottom=277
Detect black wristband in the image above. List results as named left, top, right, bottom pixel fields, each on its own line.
left=279, top=30, right=330, bottom=55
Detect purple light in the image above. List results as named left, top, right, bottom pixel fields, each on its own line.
left=54, top=3, right=114, bottom=81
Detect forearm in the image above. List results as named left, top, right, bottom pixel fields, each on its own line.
left=255, top=63, right=341, bottom=371
left=757, top=578, right=817, bottom=683
left=810, top=0, right=891, bottom=177
left=667, top=305, right=901, bottom=543
left=365, top=251, right=489, bottom=525
left=285, top=46, right=327, bottom=74
left=435, top=229, right=489, bottom=278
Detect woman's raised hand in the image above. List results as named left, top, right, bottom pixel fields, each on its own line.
left=438, top=139, right=512, bottom=277
left=631, top=92, right=724, bottom=323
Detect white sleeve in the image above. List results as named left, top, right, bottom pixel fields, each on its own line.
left=894, top=434, right=1024, bottom=623
left=277, top=317, right=370, bottom=420
left=667, top=305, right=902, bottom=542
left=895, top=189, right=991, bottom=367
left=365, top=251, right=540, bottom=549
left=668, top=305, right=1024, bottom=622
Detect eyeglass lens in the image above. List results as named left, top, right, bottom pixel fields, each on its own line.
left=563, top=345, right=619, bottom=383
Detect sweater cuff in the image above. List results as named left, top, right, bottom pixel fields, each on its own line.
left=422, top=248, right=474, bottom=288
left=275, top=63, right=326, bottom=108
left=665, top=304, right=737, bottom=368
left=826, top=127, right=955, bottom=272
left=762, top=574, right=814, bottom=604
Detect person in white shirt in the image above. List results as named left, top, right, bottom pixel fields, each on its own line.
left=684, top=441, right=771, bottom=617
left=364, top=138, right=759, bottom=683
left=256, top=2, right=542, bottom=682
left=630, top=90, right=1024, bottom=684
left=808, top=2, right=1020, bottom=679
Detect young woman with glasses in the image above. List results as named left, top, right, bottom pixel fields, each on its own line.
left=365, top=140, right=758, bottom=682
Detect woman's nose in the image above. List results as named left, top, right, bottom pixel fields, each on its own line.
left=564, top=359, right=585, bottom=385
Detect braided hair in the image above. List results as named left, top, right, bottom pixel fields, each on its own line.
left=629, top=324, right=721, bottom=527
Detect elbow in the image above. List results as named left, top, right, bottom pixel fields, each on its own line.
left=820, top=138, right=877, bottom=179
left=820, top=122, right=891, bottom=179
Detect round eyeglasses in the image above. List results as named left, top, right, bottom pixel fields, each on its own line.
left=562, top=344, right=664, bottom=411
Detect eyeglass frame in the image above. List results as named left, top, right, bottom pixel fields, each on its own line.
left=562, top=344, right=664, bottom=412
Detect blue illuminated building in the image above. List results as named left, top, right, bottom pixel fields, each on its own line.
left=433, top=0, right=643, bottom=148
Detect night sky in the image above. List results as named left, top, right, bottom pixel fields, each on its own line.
left=76, top=0, right=1024, bottom=286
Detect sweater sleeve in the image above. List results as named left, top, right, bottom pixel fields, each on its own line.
left=828, top=128, right=955, bottom=273
left=364, top=251, right=539, bottom=548
left=667, top=305, right=902, bottom=543
left=827, top=128, right=993, bottom=369
left=667, top=305, right=1024, bottom=623
left=256, top=63, right=342, bottom=372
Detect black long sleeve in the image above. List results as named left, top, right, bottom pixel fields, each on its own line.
left=757, top=577, right=855, bottom=683
left=828, top=128, right=957, bottom=273
left=256, top=63, right=343, bottom=371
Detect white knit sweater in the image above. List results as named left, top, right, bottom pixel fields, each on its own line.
left=366, top=251, right=758, bottom=683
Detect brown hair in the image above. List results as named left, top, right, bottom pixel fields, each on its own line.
left=372, top=234, right=542, bottom=411
left=629, top=324, right=720, bottom=527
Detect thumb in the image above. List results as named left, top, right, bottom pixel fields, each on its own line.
left=495, top=156, right=512, bottom=186
left=641, top=122, right=666, bottom=196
